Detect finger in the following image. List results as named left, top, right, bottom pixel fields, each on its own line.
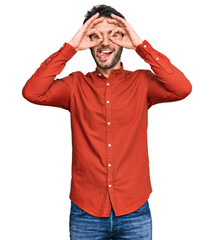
left=109, top=37, right=123, bottom=47
left=83, top=12, right=100, bottom=29
left=87, top=28, right=103, bottom=40
left=89, top=38, right=103, bottom=48
left=110, top=27, right=126, bottom=37
left=88, top=16, right=104, bottom=29
left=110, top=14, right=129, bottom=28
left=107, top=18, right=121, bottom=26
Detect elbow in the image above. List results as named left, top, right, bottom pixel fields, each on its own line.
left=22, top=84, right=46, bottom=105
left=178, top=81, right=192, bottom=100
left=22, top=85, right=37, bottom=103
left=22, top=85, right=31, bottom=102
left=175, top=71, right=192, bottom=99
left=22, top=85, right=28, bottom=100
left=183, top=72, right=193, bottom=98
left=184, top=81, right=192, bottom=97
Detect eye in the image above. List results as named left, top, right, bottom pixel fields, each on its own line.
left=112, top=32, right=123, bottom=38
left=90, top=34, right=99, bottom=40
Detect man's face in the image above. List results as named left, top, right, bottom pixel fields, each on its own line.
left=89, top=17, right=123, bottom=69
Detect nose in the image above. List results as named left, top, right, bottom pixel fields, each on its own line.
left=101, top=33, right=111, bottom=46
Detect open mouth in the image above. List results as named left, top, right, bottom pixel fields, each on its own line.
left=97, top=50, right=113, bottom=60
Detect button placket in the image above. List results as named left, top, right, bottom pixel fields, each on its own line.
left=105, top=79, right=113, bottom=191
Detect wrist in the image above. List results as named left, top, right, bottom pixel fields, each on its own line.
left=134, top=39, right=143, bottom=50
left=68, top=40, right=78, bottom=51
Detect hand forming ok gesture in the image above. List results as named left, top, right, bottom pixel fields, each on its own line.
left=68, top=12, right=143, bottom=51
left=68, top=13, right=104, bottom=51
left=107, top=14, right=143, bottom=50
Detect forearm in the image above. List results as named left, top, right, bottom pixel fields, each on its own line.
left=136, top=40, right=192, bottom=99
left=22, top=42, right=77, bottom=102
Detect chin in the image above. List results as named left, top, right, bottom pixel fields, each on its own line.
left=90, top=47, right=123, bottom=70
left=98, top=60, right=114, bottom=69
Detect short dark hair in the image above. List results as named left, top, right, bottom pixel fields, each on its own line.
left=83, top=4, right=126, bottom=24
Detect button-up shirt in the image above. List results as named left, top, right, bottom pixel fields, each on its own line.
left=22, top=40, right=192, bottom=217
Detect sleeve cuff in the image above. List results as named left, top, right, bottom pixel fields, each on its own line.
left=135, top=40, right=154, bottom=59
left=135, top=40, right=173, bottom=73
left=59, top=42, right=77, bottom=60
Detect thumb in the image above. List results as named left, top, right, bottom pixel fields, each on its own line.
left=109, top=37, right=123, bottom=47
left=89, top=38, right=103, bottom=48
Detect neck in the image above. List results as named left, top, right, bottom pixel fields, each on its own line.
left=97, top=60, right=121, bottom=78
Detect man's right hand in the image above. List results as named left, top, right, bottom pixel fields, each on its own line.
left=68, top=12, right=104, bottom=51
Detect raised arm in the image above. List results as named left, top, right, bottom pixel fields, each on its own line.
left=107, top=14, right=192, bottom=108
left=22, top=44, right=77, bottom=110
left=22, top=12, right=105, bottom=110
left=136, top=40, right=192, bottom=108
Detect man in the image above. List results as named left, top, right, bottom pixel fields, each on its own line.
left=22, top=4, right=192, bottom=240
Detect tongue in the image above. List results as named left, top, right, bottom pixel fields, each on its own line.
left=97, top=52, right=111, bottom=57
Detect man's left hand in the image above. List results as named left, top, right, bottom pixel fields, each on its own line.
left=107, top=14, right=143, bottom=50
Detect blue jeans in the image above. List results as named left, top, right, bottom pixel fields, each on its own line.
left=69, top=200, right=152, bottom=240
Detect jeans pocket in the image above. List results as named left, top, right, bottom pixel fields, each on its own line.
left=135, top=200, right=150, bottom=213
left=70, top=201, right=86, bottom=216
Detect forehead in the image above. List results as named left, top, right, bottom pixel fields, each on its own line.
left=92, top=17, right=120, bottom=33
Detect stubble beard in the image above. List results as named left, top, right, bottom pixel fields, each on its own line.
left=90, top=47, right=123, bottom=69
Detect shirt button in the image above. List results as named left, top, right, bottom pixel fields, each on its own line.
left=144, top=45, right=147, bottom=48
left=106, top=100, right=110, bottom=103
left=98, top=73, right=102, bottom=76
left=107, top=122, right=111, bottom=125
left=156, top=57, right=159, bottom=60
left=107, top=83, right=109, bottom=86
left=108, top=164, right=111, bottom=167
left=109, top=184, right=112, bottom=187
left=108, top=143, right=111, bottom=147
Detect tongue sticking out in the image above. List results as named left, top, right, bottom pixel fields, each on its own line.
left=97, top=52, right=112, bottom=57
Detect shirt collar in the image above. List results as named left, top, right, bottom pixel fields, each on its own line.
left=94, top=62, right=124, bottom=78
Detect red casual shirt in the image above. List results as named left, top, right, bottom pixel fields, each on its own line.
left=22, top=40, right=192, bottom=217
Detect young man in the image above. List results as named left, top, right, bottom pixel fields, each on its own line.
left=22, top=4, right=192, bottom=240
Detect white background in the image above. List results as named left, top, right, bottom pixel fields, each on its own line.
left=1, top=0, right=213, bottom=239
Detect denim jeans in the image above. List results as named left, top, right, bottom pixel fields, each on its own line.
left=69, top=200, right=152, bottom=240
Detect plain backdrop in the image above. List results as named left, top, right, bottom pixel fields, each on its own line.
left=1, top=0, right=214, bottom=239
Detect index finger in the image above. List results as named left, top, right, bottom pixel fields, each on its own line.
left=87, top=28, right=103, bottom=40
left=83, top=12, right=100, bottom=29
left=110, top=14, right=129, bottom=28
left=88, top=16, right=104, bottom=30
left=109, top=27, right=126, bottom=37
